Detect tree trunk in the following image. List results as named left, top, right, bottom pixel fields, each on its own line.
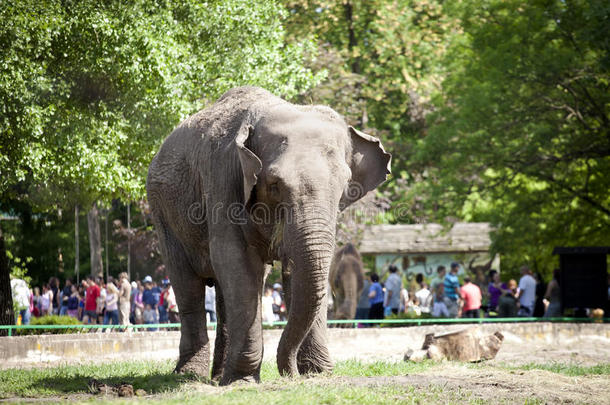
left=87, top=202, right=104, bottom=277
left=0, top=223, right=15, bottom=333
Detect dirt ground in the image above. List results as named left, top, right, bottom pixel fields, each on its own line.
left=3, top=325, right=610, bottom=403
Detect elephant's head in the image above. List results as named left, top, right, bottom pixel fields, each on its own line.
left=235, top=105, right=390, bottom=375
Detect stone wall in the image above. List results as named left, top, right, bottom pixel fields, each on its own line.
left=1, top=322, right=608, bottom=367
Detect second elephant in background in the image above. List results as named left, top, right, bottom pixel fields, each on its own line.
left=329, top=243, right=365, bottom=320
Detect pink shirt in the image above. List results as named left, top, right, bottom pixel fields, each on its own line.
left=461, top=282, right=482, bottom=311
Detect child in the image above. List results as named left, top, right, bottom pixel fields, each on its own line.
left=143, top=304, right=157, bottom=331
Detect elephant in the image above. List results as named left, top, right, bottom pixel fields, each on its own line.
left=329, top=243, right=365, bottom=320
left=146, top=86, right=391, bottom=385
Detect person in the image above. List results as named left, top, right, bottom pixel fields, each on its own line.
left=443, top=262, right=461, bottom=317
left=50, top=277, right=61, bottom=315
left=430, top=266, right=446, bottom=292
left=262, top=286, right=276, bottom=324
left=205, top=285, right=217, bottom=322
left=143, top=304, right=156, bottom=331
left=272, top=283, right=286, bottom=321
left=32, top=287, right=41, bottom=317
left=355, top=274, right=371, bottom=323
left=103, top=282, right=120, bottom=328
left=534, top=272, right=547, bottom=317
left=517, top=265, right=536, bottom=316
left=40, top=284, right=53, bottom=315
left=399, top=286, right=409, bottom=313
left=164, top=281, right=180, bottom=323
left=460, top=276, right=482, bottom=318
left=117, top=272, right=131, bottom=326
left=142, top=276, right=159, bottom=328
left=158, top=279, right=169, bottom=323
left=544, top=269, right=562, bottom=317
left=432, top=283, right=449, bottom=317
left=368, top=273, right=384, bottom=321
left=66, top=285, right=79, bottom=318
left=384, top=265, right=402, bottom=315
left=133, top=283, right=145, bottom=324
left=96, top=278, right=107, bottom=325
left=487, top=270, right=508, bottom=315
left=83, top=276, right=101, bottom=324
left=415, top=274, right=432, bottom=314
left=59, top=279, right=73, bottom=316
left=497, top=279, right=519, bottom=317
left=11, top=277, right=31, bottom=325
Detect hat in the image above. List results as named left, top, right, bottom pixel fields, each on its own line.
left=143, top=275, right=153, bottom=283
left=162, top=278, right=170, bottom=286
left=131, top=281, right=137, bottom=289
left=450, top=262, right=460, bottom=269
left=273, top=283, right=282, bottom=290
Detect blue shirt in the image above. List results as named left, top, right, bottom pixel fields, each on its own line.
left=368, top=282, right=384, bottom=305
left=142, top=288, right=159, bottom=308
left=444, top=273, right=460, bottom=300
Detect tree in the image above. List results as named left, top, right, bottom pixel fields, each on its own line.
left=411, top=0, right=610, bottom=275
left=285, top=1, right=457, bottom=224
left=0, top=0, right=321, bottom=329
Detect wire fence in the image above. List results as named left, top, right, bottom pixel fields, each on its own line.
left=0, top=317, right=607, bottom=337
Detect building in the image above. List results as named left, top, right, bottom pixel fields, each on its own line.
left=359, top=222, right=499, bottom=285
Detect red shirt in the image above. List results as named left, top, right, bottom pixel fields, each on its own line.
left=85, top=284, right=100, bottom=311
left=460, top=282, right=482, bottom=311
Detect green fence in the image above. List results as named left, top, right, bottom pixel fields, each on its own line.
left=0, top=317, right=607, bottom=337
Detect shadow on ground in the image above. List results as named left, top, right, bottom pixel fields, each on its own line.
left=31, top=372, right=201, bottom=396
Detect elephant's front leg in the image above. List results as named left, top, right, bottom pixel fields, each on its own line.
left=211, top=286, right=228, bottom=382
left=297, top=292, right=333, bottom=374
left=210, top=233, right=264, bottom=385
left=282, top=259, right=333, bottom=375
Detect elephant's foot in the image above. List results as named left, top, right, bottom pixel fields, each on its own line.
left=219, top=364, right=261, bottom=386
left=297, top=349, right=333, bottom=375
left=174, top=344, right=210, bottom=378
left=277, top=349, right=299, bottom=377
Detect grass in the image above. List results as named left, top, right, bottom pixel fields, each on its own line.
left=498, top=362, right=610, bottom=376
left=1, top=359, right=608, bottom=403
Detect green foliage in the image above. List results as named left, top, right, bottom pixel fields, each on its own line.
left=409, top=0, right=610, bottom=275
left=17, top=315, right=81, bottom=335
left=0, top=0, right=321, bottom=206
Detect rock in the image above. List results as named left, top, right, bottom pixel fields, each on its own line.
left=404, top=327, right=504, bottom=362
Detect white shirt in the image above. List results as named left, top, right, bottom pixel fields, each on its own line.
left=415, top=287, right=432, bottom=313
left=205, top=286, right=216, bottom=312
left=518, top=274, right=536, bottom=309
left=262, top=295, right=275, bottom=324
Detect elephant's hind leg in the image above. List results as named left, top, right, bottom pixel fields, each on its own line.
left=156, top=221, right=210, bottom=377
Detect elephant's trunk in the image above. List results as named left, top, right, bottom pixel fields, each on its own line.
left=277, top=206, right=335, bottom=376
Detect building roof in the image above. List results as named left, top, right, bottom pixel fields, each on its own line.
left=359, top=223, right=492, bottom=255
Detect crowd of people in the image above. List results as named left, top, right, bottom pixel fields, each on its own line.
left=351, top=263, right=562, bottom=322
left=11, top=273, right=184, bottom=329
left=10, top=263, right=562, bottom=328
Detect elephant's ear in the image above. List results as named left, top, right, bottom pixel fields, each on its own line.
left=340, top=126, right=391, bottom=210
left=236, top=124, right=262, bottom=205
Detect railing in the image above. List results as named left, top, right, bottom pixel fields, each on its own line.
left=0, top=317, right=607, bottom=337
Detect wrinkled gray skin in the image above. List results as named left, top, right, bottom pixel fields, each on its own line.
left=329, top=243, right=365, bottom=320
left=147, top=87, right=390, bottom=385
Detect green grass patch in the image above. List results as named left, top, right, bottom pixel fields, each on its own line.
left=0, top=360, right=193, bottom=398
left=501, top=362, right=610, bottom=376
left=0, top=360, right=435, bottom=399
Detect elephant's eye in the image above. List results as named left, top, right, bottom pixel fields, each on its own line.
left=268, top=182, right=279, bottom=195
